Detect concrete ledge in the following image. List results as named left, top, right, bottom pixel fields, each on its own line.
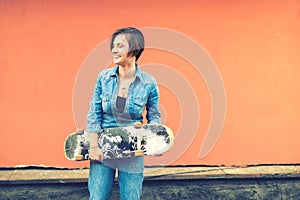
left=0, top=165, right=299, bottom=185
left=144, top=165, right=300, bottom=180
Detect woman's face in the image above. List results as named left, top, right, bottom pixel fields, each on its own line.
left=112, top=34, right=134, bottom=66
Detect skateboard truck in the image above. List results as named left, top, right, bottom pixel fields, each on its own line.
left=74, top=145, right=84, bottom=161
left=134, top=122, right=143, bottom=151
left=73, top=129, right=84, bottom=160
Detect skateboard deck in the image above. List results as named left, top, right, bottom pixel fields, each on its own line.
left=64, top=124, right=174, bottom=161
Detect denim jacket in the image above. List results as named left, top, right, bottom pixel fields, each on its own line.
left=87, top=65, right=161, bottom=133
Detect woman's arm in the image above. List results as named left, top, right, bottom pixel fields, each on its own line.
left=146, top=82, right=162, bottom=124
left=87, top=73, right=104, bottom=161
left=87, top=73, right=103, bottom=133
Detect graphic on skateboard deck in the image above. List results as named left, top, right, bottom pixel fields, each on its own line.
left=64, top=124, right=174, bottom=161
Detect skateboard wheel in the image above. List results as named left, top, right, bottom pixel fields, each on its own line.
left=135, top=150, right=144, bottom=156
left=76, top=129, right=84, bottom=135
left=133, top=122, right=143, bottom=128
left=75, top=155, right=83, bottom=161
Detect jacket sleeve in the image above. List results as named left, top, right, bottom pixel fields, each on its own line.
left=146, top=81, right=162, bottom=124
left=86, top=73, right=103, bottom=133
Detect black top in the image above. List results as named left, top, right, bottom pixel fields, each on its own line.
left=116, top=96, right=126, bottom=113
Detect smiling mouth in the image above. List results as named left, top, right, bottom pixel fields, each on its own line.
left=113, top=55, right=121, bottom=59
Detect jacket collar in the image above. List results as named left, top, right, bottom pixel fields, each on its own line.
left=110, top=64, right=144, bottom=82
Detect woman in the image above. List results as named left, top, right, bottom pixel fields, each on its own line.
left=87, top=27, right=161, bottom=200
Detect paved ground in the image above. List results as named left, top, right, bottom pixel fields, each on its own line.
left=0, top=165, right=299, bottom=199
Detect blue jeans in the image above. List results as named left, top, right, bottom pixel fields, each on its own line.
left=88, top=157, right=144, bottom=200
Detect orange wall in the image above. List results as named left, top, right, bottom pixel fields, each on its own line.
left=1, top=0, right=299, bottom=168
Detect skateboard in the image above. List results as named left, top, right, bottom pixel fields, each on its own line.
left=64, top=123, right=174, bottom=161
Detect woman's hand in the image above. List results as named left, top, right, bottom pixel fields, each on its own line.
left=89, top=132, right=103, bottom=161
left=90, top=146, right=104, bottom=162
